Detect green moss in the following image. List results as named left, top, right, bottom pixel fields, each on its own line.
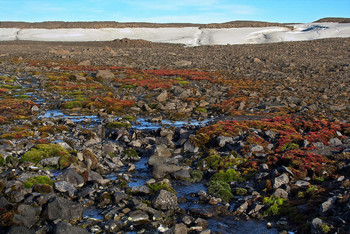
left=122, top=84, right=137, bottom=89
left=280, top=142, right=300, bottom=151
left=106, top=121, right=131, bottom=129
left=306, top=185, right=318, bottom=195
left=319, top=223, right=330, bottom=233
left=74, top=96, right=86, bottom=102
left=178, top=80, right=190, bottom=85
left=212, top=169, right=245, bottom=183
left=201, top=152, right=222, bottom=170
left=21, top=143, right=69, bottom=164
left=22, top=175, right=53, bottom=188
left=123, top=149, right=139, bottom=160
left=148, top=182, right=176, bottom=194
left=189, top=170, right=203, bottom=183
left=236, top=188, right=248, bottom=196
left=123, top=115, right=136, bottom=121
left=16, top=95, right=30, bottom=99
left=0, top=154, right=4, bottom=166
left=207, top=180, right=233, bottom=202
left=263, top=196, right=285, bottom=216
left=62, top=101, right=82, bottom=109
left=148, top=103, right=158, bottom=109
left=196, top=107, right=207, bottom=113
left=0, top=84, right=21, bottom=89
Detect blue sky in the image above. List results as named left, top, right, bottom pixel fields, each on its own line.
left=1, top=0, right=349, bottom=23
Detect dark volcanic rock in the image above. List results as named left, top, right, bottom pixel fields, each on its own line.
left=57, top=168, right=84, bottom=187
left=13, top=204, right=37, bottom=228
left=42, top=196, right=83, bottom=221
left=54, top=222, right=90, bottom=234
left=152, top=189, right=178, bottom=210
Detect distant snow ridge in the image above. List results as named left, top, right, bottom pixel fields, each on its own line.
left=1, top=23, right=350, bottom=46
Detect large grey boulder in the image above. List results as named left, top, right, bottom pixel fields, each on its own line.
left=152, top=190, right=178, bottom=210
left=13, top=204, right=36, bottom=228
left=42, top=196, right=83, bottom=221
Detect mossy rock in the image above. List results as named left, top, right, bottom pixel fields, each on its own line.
left=189, top=170, right=204, bottom=183
left=82, top=149, right=99, bottom=169
left=22, top=175, right=53, bottom=188
left=106, top=121, right=131, bottom=129
left=21, top=143, right=69, bottom=164
left=59, top=155, right=77, bottom=169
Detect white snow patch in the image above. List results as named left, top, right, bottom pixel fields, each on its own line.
left=0, top=28, right=20, bottom=41
left=1, top=23, right=350, bottom=46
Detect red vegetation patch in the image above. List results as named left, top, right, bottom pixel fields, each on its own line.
left=0, top=99, right=38, bottom=123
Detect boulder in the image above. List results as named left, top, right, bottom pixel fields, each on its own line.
left=157, top=90, right=168, bottom=102
left=294, top=180, right=310, bottom=188
left=82, top=149, right=100, bottom=169
left=217, top=136, right=234, bottom=147
left=153, top=164, right=182, bottom=179
left=152, top=144, right=172, bottom=157
left=152, top=190, right=178, bottom=210
left=272, top=188, right=288, bottom=199
left=130, top=185, right=151, bottom=195
left=273, top=173, right=289, bottom=189
left=54, top=181, right=77, bottom=197
left=57, top=168, right=84, bottom=187
left=173, top=168, right=191, bottom=180
left=39, top=157, right=60, bottom=168
left=234, top=201, right=249, bottom=215
left=13, top=204, right=36, bottom=228
left=174, top=223, right=188, bottom=234
left=54, top=222, right=90, bottom=234
left=96, top=70, right=114, bottom=79
left=6, top=226, right=34, bottom=234
left=173, top=60, right=192, bottom=67
left=320, top=196, right=337, bottom=216
left=184, top=140, right=199, bottom=153
left=128, top=210, right=150, bottom=223
left=42, top=196, right=83, bottom=221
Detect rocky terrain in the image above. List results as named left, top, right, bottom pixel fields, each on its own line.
left=0, top=35, right=349, bottom=234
